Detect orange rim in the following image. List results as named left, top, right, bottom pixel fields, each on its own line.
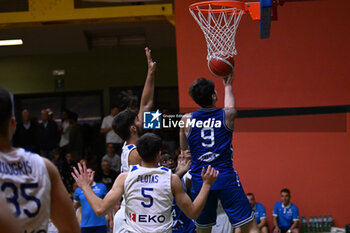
left=189, top=1, right=261, bottom=20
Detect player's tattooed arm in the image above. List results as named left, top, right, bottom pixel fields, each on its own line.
left=223, top=72, right=237, bottom=130
left=172, top=166, right=219, bottom=219
left=128, top=149, right=142, bottom=166
left=45, top=159, right=80, bottom=233
left=72, top=162, right=126, bottom=217
left=179, top=113, right=191, bottom=154
left=138, top=47, right=157, bottom=122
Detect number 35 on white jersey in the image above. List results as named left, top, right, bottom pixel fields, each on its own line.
left=123, top=165, right=173, bottom=233
left=0, top=148, right=51, bottom=233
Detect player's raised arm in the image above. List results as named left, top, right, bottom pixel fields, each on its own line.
left=44, top=159, right=80, bottom=233
left=138, top=47, right=156, bottom=122
left=179, top=113, right=191, bottom=154
left=172, top=165, right=219, bottom=219
left=72, top=162, right=125, bottom=217
left=223, top=72, right=237, bottom=129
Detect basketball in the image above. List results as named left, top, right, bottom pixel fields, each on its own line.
left=208, top=55, right=234, bottom=78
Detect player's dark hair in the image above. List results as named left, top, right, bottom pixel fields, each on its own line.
left=281, top=188, right=291, bottom=195
left=0, top=87, right=13, bottom=137
left=112, top=108, right=137, bottom=141
left=189, top=78, right=215, bottom=108
left=246, top=193, right=255, bottom=197
left=136, top=133, right=162, bottom=163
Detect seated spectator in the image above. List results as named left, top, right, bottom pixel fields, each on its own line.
left=61, top=153, right=75, bottom=193
left=13, top=109, right=39, bottom=153
left=95, top=160, right=118, bottom=191
left=68, top=113, right=83, bottom=163
left=51, top=149, right=63, bottom=174
left=102, top=143, right=121, bottom=174
left=159, top=153, right=195, bottom=233
left=273, top=188, right=300, bottom=233
left=235, top=193, right=268, bottom=233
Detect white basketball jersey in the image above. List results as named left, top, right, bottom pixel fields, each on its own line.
left=123, top=165, right=173, bottom=233
left=120, top=142, right=136, bottom=173
left=0, top=148, right=51, bottom=232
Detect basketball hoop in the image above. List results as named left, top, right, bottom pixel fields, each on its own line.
left=189, top=1, right=261, bottom=61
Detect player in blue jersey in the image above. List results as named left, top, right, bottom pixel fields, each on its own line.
left=273, top=189, right=300, bottom=233
left=159, top=153, right=196, bottom=233
left=179, top=74, right=259, bottom=233
left=74, top=167, right=109, bottom=233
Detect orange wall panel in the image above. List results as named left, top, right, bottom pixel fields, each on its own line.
left=175, top=0, right=350, bottom=227
left=176, top=0, right=350, bottom=109
left=233, top=114, right=350, bottom=227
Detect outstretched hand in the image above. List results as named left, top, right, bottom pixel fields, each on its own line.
left=145, top=47, right=156, bottom=73
left=71, top=162, right=94, bottom=189
left=223, top=71, right=234, bottom=86
left=176, top=159, right=191, bottom=174
left=201, top=165, right=219, bottom=185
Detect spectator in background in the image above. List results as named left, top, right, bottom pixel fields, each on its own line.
left=235, top=193, right=268, bottom=233
left=95, top=160, right=118, bottom=191
left=13, top=109, right=39, bottom=153
left=101, top=106, right=123, bottom=155
left=62, top=153, right=75, bottom=193
left=37, top=109, right=59, bottom=159
left=159, top=108, right=178, bottom=155
left=102, top=143, right=121, bottom=174
left=46, top=108, right=54, bottom=120
left=69, top=112, right=84, bottom=163
left=273, top=188, right=300, bottom=233
left=59, top=109, right=72, bottom=157
left=51, top=149, right=63, bottom=174
left=73, top=167, right=108, bottom=233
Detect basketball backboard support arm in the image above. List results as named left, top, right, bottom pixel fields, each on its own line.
left=260, top=0, right=273, bottom=39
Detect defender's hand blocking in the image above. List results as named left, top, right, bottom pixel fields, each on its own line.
left=71, top=162, right=94, bottom=189
left=145, top=47, right=156, bottom=73
left=176, top=160, right=191, bottom=174
left=201, top=165, right=219, bottom=185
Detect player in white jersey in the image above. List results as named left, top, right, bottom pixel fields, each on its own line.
left=72, top=133, right=219, bottom=233
left=113, top=143, right=136, bottom=232
left=111, top=47, right=156, bottom=232
left=0, top=87, right=80, bottom=233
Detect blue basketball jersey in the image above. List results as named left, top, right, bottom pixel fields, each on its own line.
left=171, top=174, right=196, bottom=233
left=187, top=108, right=236, bottom=190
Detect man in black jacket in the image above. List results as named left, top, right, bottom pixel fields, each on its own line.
left=37, top=109, right=60, bottom=159
left=13, top=109, right=39, bottom=153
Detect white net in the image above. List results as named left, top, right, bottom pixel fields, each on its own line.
left=189, top=4, right=244, bottom=61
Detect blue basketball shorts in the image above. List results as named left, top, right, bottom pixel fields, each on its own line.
left=192, top=182, right=254, bottom=228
